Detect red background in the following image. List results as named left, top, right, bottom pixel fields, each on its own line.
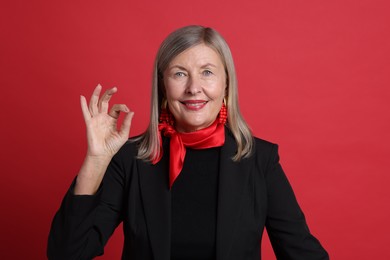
left=1, top=0, right=389, bottom=259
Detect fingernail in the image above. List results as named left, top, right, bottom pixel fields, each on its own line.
left=97, top=83, right=102, bottom=88
left=124, top=107, right=129, bottom=112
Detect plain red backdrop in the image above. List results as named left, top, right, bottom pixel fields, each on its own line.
left=1, top=0, right=389, bottom=259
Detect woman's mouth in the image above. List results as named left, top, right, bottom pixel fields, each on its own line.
left=180, top=100, right=208, bottom=111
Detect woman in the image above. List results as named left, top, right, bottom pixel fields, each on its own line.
left=48, top=25, right=329, bottom=260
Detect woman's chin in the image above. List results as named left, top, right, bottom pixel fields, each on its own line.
left=176, top=120, right=215, bottom=133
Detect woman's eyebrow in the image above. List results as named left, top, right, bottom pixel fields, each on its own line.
left=168, top=65, right=187, bottom=71
left=201, top=63, right=217, bottom=69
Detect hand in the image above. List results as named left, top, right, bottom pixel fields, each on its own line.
left=75, top=84, right=134, bottom=195
left=80, top=84, right=134, bottom=159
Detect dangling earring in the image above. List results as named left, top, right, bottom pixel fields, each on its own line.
left=159, top=98, right=174, bottom=125
left=218, top=98, right=227, bottom=124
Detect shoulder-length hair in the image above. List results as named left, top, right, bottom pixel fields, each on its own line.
left=136, top=25, right=253, bottom=162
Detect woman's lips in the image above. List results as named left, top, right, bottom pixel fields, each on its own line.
left=180, top=100, right=208, bottom=111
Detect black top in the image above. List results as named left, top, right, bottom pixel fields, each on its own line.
left=171, top=147, right=220, bottom=260
left=47, top=131, right=329, bottom=260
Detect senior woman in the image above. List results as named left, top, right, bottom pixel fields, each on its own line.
left=48, top=25, right=328, bottom=260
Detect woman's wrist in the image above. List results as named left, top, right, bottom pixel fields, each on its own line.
left=74, top=155, right=112, bottom=195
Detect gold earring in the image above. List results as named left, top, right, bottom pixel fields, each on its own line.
left=161, top=98, right=167, bottom=109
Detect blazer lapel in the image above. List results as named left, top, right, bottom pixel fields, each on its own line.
left=138, top=139, right=171, bottom=260
left=216, top=130, right=252, bottom=260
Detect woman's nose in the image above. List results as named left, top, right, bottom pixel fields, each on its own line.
left=186, top=76, right=202, bottom=95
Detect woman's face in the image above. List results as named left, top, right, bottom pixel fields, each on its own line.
left=163, top=44, right=226, bottom=133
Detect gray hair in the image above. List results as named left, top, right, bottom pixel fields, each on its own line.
left=136, top=25, right=253, bottom=162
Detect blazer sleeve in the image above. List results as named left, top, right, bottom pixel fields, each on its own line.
left=264, top=144, right=329, bottom=260
left=47, top=143, right=133, bottom=260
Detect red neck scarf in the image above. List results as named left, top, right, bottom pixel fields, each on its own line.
left=152, top=119, right=225, bottom=188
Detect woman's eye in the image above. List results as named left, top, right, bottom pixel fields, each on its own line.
left=203, top=70, right=213, bottom=76
left=174, top=72, right=186, bottom=77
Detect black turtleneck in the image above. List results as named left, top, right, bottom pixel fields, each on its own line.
left=171, top=147, right=221, bottom=260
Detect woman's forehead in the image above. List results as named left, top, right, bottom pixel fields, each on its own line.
left=167, top=44, right=223, bottom=69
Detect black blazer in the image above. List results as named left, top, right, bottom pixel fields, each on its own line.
left=48, top=129, right=328, bottom=260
